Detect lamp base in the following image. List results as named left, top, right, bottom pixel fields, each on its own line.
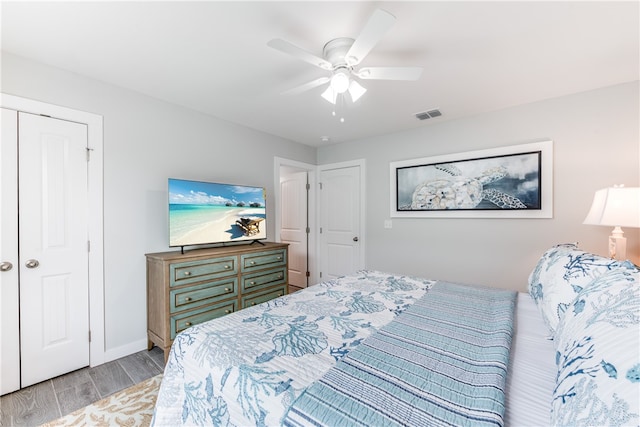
left=608, top=227, right=627, bottom=260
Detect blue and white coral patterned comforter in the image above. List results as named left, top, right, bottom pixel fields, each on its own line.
left=152, top=270, right=435, bottom=426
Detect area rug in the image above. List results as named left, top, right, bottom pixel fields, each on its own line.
left=42, top=374, right=162, bottom=427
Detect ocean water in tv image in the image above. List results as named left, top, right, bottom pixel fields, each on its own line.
left=168, top=179, right=267, bottom=246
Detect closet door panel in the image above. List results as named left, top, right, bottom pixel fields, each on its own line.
left=0, top=108, right=20, bottom=395
left=18, top=112, right=90, bottom=387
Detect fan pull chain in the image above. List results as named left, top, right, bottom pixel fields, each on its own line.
left=332, top=94, right=346, bottom=123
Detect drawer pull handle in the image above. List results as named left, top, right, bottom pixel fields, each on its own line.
left=250, top=261, right=255, bottom=265
left=185, top=322, right=192, bottom=327
left=277, top=257, right=282, bottom=260
left=185, top=297, right=192, bottom=302
left=224, top=288, right=230, bottom=292
left=183, top=271, right=191, bottom=276
left=225, top=310, right=231, bottom=314
left=224, top=265, right=231, bottom=269
left=251, top=302, right=256, bottom=306
left=250, top=281, right=256, bottom=285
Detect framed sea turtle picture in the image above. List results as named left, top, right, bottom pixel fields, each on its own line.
left=390, top=140, right=553, bottom=218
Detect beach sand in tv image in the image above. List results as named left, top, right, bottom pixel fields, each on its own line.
left=169, top=180, right=266, bottom=246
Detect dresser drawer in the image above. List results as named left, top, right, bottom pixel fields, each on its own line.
left=170, top=277, right=237, bottom=313
left=241, top=249, right=286, bottom=272
left=242, top=285, right=287, bottom=308
left=170, top=256, right=237, bottom=286
left=242, top=267, right=287, bottom=293
left=170, top=300, right=238, bottom=339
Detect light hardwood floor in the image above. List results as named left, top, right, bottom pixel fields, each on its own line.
left=0, top=347, right=165, bottom=426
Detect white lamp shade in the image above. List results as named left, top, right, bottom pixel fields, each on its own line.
left=583, top=187, right=640, bottom=227
left=348, top=80, right=367, bottom=102
left=320, top=86, right=337, bottom=104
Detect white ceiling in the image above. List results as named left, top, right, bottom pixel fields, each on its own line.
left=2, top=1, right=638, bottom=147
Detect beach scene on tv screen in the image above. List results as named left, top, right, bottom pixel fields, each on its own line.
left=169, top=180, right=266, bottom=246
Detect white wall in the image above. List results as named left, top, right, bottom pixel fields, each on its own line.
left=1, top=52, right=316, bottom=359
left=318, top=81, right=640, bottom=291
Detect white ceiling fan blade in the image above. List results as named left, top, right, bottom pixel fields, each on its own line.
left=345, top=9, right=395, bottom=66
left=282, top=77, right=330, bottom=95
left=357, top=67, right=423, bottom=81
left=348, top=80, right=367, bottom=102
left=267, top=38, right=333, bottom=70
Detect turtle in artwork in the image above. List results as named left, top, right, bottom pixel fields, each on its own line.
left=410, top=163, right=528, bottom=210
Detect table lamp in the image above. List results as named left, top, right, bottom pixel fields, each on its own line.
left=583, top=185, right=640, bottom=260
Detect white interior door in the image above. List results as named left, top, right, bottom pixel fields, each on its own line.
left=18, top=112, right=90, bottom=387
left=280, top=171, right=308, bottom=288
left=319, top=164, right=363, bottom=280
left=0, top=108, right=20, bottom=395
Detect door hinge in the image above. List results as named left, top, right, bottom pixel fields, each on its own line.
left=319, top=182, right=323, bottom=190
left=319, top=227, right=323, bottom=234
left=86, top=147, right=94, bottom=161
left=306, top=227, right=310, bottom=234
left=87, top=240, right=91, bottom=252
left=306, top=271, right=310, bottom=277
left=306, top=183, right=310, bottom=190
left=319, top=272, right=323, bottom=278
left=89, top=330, right=92, bottom=343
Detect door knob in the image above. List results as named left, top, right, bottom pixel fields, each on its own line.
left=25, top=259, right=40, bottom=269
left=0, top=262, right=13, bottom=272
left=353, top=237, right=359, bottom=242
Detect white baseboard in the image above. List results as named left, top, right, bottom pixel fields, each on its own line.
left=101, top=338, right=149, bottom=364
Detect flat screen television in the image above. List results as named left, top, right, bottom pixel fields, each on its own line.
left=168, top=178, right=267, bottom=248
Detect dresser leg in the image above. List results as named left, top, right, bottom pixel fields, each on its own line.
left=147, top=339, right=154, bottom=351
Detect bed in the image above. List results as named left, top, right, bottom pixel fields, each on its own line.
left=152, top=246, right=639, bottom=427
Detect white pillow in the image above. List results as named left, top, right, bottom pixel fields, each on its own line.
left=528, top=244, right=625, bottom=334
left=551, top=263, right=640, bottom=426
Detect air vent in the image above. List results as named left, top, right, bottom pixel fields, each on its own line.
left=415, top=109, right=442, bottom=120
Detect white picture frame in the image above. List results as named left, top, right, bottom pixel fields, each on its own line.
left=390, top=140, right=553, bottom=218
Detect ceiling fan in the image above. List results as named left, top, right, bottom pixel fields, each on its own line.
left=267, top=9, right=423, bottom=105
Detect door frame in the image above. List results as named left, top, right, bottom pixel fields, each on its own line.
left=317, top=159, right=366, bottom=275
left=1, top=93, right=105, bottom=367
left=274, top=157, right=318, bottom=285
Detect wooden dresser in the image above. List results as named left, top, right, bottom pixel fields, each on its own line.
left=146, top=242, right=288, bottom=361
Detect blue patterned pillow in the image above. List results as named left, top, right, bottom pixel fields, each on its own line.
left=551, top=263, right=639, bottom=426
left=528, top=244, right=625, bottom=334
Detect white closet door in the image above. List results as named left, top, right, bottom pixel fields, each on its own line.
left=0, top=108, right=20, bottom=395
left=319, top=165, right=362, bottom=280
left=19, top=112, right=90, bottom=387
left=280, top=171, right=308, bottom=288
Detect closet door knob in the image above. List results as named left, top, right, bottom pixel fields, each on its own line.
left=25, top=259, right=40, bottom=269
left=0, top=262, right=13, bottom=272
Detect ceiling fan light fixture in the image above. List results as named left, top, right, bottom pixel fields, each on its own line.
left=321, top=86, right=337, bottom=104
left=330, top=69, right=350, bottom=94
left=348, top=80, right=367, bottom=102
